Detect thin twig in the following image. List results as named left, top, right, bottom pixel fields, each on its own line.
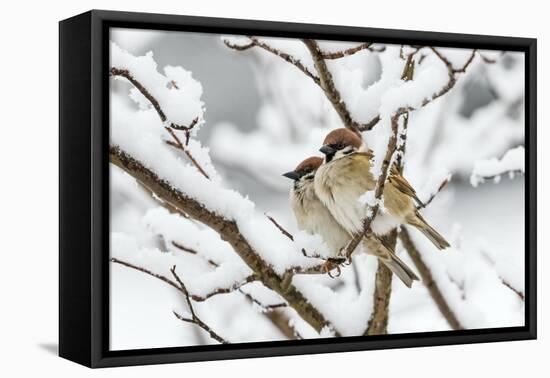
left=111, top=257, right=182, bottom=293
left=110, top=68, right=167, bottom=122
left=420, top=177, right=450, bottom=209
left=224, top=37, right=320, bottom=84
left=171, top=265, right=228, bottom=344
left=165, top=127, right=210, bottom=180
left=265, top=213, right=294, bottom=241
left=238, top=288, right=288, bottom=311
left=501, top=280, right=525, bottom=301
left=190, top=275, right=258, bottom=302
left=171, top=241, right=219, bottom=267
left=319, top=42, right=385, bottom=59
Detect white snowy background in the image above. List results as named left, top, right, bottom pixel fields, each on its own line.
left=109, top=27, right=525, bottom=351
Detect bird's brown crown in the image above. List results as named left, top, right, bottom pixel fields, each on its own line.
left=294, top=156, right=323, bottom=174
left=322, top=128, right=363, bottom=149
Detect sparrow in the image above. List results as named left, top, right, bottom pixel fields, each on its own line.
left=284, top=156, right=419, bottom=287
left=315, top=128, right=450, bottom=251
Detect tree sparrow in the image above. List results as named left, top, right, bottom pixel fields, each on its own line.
left=284, top=156, right=419, bottom=287
left=315, top=128, right=450, bottom=251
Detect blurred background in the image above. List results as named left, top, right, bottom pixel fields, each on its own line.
left=110, top=28, right=525, bottom=350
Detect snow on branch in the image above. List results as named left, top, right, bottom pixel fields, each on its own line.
left=303, top=39, right=380, bottom=132
left=109, top=146, right=338, bottom=334
left=110, top=50, right=209, bottom=179
left=223, top=38, right=490, bottom=135
left=470, top=146, right=525, bottom=187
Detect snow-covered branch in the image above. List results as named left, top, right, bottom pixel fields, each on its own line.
left=303, top=39, right=381, bottom=132
left=470, top=146, right=525, bottom=187
left=109, top=145, right=338, bottom=335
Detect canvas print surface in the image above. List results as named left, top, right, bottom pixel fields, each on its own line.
left=109, top=27, right=526, bottom=351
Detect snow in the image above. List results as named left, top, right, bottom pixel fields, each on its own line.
left=470, top=146, right=525, bottom=187
left=111, top=42, right=205, bottom=130
left=110, top=31, right=526, bottom=349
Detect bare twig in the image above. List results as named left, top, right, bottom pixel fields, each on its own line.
left=171, top=241, right=219, bottom=267
left=420, top=177, right=450, bottom=209
left=224, top=37, right=320, bottom=84
left=238, top=288, right=288, bottom=311
left=171, top=266, right=228, bottom=343
left=111, top=257, right=182, bottom=292
left=319, top=42, right=385, bottom=59
left=110, top=146, right=339, bottom=334
left=479, top=250, right=525, bottom=302
left=265, top=213, right=294, bottom=241
left=110, top=68, right=167, bottom=122
left=399, top=228, right=463, bottom=330
left=190, top=275, right=258, bottom=302
left=501, top=280, right=525, bottom=301
left=165, top=127, right=210, bottom=179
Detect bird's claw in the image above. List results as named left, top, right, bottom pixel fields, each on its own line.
left=323, top=257, right=346, bottom=278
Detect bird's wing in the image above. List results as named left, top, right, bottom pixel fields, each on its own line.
left=355, top=149, right=375, bottom=161
left=388, top=165, right=425, bottom=207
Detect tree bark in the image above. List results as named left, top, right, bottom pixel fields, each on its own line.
left=110, top=145, right=336, bottom=335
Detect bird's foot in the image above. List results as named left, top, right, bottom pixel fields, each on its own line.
left=323, top=257, right=346, bottom=278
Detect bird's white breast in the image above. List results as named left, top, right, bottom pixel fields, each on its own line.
left=290, top=180, right=350, bottom=255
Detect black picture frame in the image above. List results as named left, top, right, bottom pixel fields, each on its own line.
left=59, top=9, right=537, bottom=368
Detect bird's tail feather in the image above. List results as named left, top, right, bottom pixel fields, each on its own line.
left=409, top=212, right=450, bottom=250
left=380, top=253, right=419, bottom=288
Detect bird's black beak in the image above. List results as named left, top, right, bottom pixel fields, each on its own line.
left=319, top=145, right=336, bottom=156
left=282, top=171, right=300, bottom=181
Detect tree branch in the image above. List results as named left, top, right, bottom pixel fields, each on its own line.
left=110, top=66, right=209, bottom=179
left=223, top=37, right=320, bottom=85
left=399, top=228, right=463, bottom=330
left=501, top=280, right=525, bottom=301
left=419, top=176, right=450, bottom=209
left=343, top=110, right=403, bottom=259
left=171, top=241, right=219, bottom=267
left=265, top=213, right=294, bottom=241
left=303, top=39, right=380, bottom=132
left=164, top=127, right=210, bottom=179
left=189, top=275, right=258, bottom=302
left=109, top=145, right=339, bottom=335
left=364, top=240, right=394, bottom=335
left=171, top=266, right=229, bottom=344
left=319, top=42, right=385, bottom=59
